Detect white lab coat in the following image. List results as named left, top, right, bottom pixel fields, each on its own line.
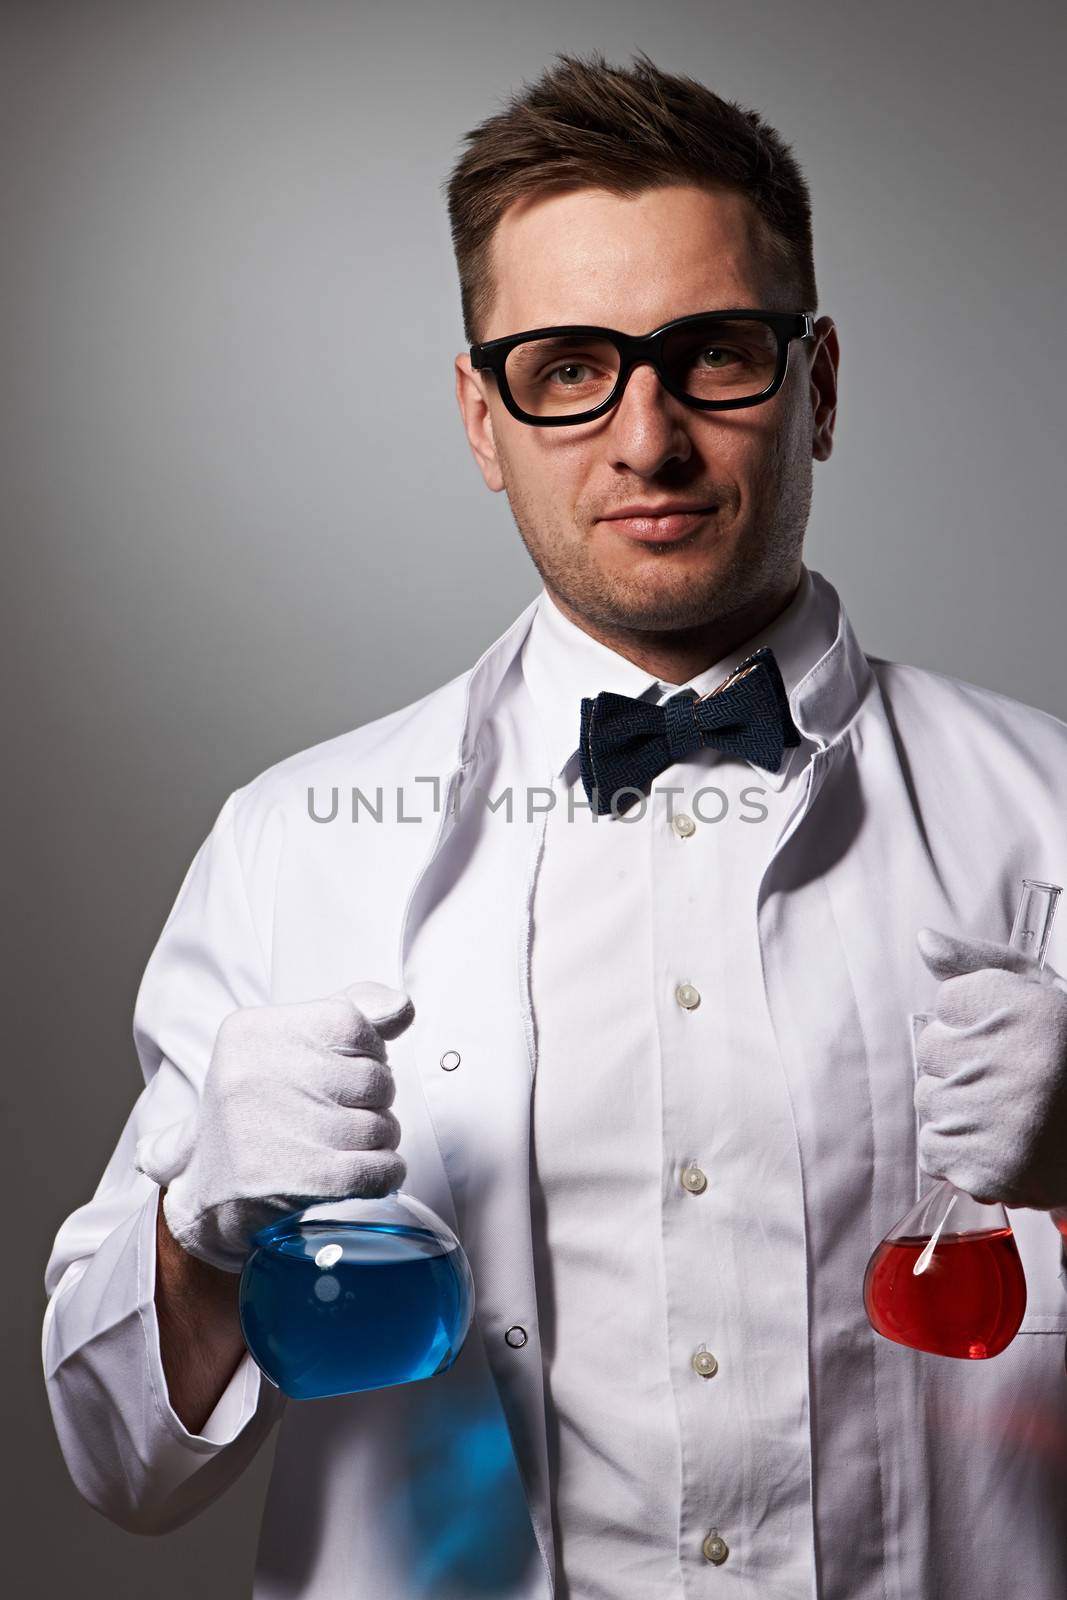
left=43, top=571, right=1067, bottom=1599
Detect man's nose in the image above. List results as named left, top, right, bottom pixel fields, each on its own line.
left=606, top=360, right=694, bottom=472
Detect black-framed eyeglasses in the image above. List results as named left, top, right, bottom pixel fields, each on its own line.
left=469, top=308, right=815, bottom=427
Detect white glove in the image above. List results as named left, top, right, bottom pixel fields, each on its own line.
left=135, top=981, right=415, bottom=1272
left=914, top=928, right=1067, bottom=1209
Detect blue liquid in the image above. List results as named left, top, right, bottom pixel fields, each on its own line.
left=239, top=1220, right=474, bottom=1400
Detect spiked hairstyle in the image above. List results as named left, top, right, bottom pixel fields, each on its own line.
left=443, top=48, right=818, bottom=346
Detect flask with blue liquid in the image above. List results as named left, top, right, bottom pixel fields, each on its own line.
left=239, top=1190, right=475, bottom=1400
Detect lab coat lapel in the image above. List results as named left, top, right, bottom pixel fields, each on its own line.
left=755, top=623, right=898, bottom=1599
left=397, top=598, right=558, bottom=1594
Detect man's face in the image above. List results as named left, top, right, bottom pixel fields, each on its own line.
left=455, top=183, right=838, bottom=635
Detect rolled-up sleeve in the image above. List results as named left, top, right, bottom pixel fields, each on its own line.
left=41, top=787, right=288, bottom=1533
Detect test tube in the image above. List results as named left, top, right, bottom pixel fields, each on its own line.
left=1009, top=879, right=1062, bottom=966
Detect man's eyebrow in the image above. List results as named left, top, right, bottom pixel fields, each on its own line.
left=506, top=329, right=612, bottom=357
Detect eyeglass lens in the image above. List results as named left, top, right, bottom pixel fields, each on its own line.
left=502, top=316, right=780, bottom=419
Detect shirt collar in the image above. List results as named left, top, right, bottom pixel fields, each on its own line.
left=520, top=563, right=842, bottom=790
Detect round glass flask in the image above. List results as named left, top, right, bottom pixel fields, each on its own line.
left=239, top=1192, right=475, bottom=1400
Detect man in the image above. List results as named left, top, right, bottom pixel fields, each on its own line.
left=42, top=49, right=1067, bottom=1600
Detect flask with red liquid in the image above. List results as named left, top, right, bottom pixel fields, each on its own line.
left=864, top=878, right=1062, bottom=1359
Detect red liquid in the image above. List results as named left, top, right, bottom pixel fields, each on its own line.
left=863, top=1228, right=1026, bottom=1359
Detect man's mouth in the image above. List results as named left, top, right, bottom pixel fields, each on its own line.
left=599, top=506, right=717, bottom=541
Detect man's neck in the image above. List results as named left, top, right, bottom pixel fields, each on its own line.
left=545, top=571, right=803, bottom=685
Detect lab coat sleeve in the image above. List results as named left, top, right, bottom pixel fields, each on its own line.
left=41, top=787, right=288, bottom=1534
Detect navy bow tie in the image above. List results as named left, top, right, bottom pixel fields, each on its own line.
left=578, top=646, right=802, bottom=816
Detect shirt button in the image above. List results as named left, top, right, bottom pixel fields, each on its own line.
left=672, top=813, right=696, bottom=838
left=681, top=1165, right=708, bottom=1194
left=675, top=982, right=701, bottom=1010
left=702, top=1532, right=729, bottom=1565
left=692, top=1348, right=719, bottom=1378
left=504, top=1325, right=528, bottom=1348
left=440, top=1050, right=461, bottom=1071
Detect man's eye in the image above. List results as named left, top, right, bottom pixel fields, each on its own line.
left=544, top=362, right=597, bottom=386
left=697, top=346, right=745, bottom=369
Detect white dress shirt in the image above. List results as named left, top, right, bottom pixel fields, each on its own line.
left=522, top=567, right=842, bottom=1596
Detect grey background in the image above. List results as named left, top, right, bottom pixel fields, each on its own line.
left=4, top=0, right=1064, bottom=1593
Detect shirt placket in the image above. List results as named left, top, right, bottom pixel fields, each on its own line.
left=649, top=759, right=812, bottom=1596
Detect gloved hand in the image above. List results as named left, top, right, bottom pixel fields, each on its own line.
left=914, top=928, right=1067, bottom=1209
left=135, top=981, right=415, bottom=1272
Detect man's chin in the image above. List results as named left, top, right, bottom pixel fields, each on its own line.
left=607, top=540, right=729, bottom=589
left=575, top=564, right=734, bottom=631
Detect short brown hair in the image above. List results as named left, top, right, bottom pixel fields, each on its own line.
left=443, top=48, right=818, bottom=347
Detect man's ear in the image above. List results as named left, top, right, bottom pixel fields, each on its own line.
left=809, top=315, right=839, bottom=463
left=455, top=353, right=505, bottom=492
